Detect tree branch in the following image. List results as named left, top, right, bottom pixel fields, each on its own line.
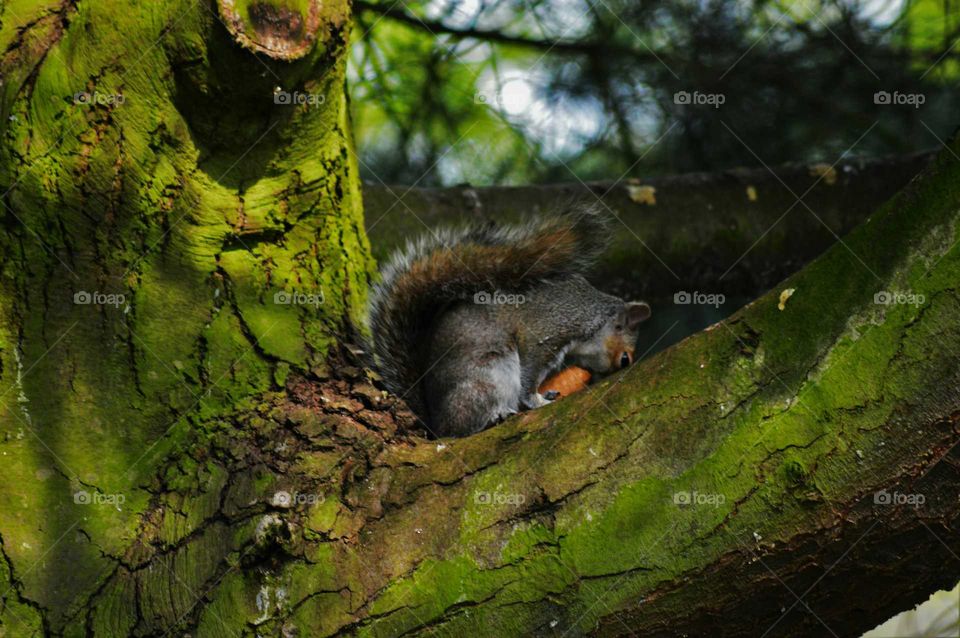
left=363, top=151, right=934, bottom=301
left=354, top=0, right=640, bottom=57
left=330, top=142, right=960, bottom=637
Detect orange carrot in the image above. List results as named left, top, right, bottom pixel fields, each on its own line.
left=538, top=366, right=591, bottom=398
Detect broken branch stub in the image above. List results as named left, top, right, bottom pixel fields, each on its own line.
left=218, top=0, right=345, bottom=60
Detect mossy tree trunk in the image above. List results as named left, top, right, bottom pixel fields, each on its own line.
left=1, top=2, right=959, bottom=637
left=0, top=0, right=373, bottom=634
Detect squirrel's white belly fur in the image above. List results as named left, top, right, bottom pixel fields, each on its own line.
left=482, top=349, right=522, bottom=421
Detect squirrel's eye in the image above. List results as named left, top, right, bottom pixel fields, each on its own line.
left=619, top=352, right=631, bottom=368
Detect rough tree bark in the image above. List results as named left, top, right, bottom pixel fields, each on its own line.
left=0, top=2, right=958, bottom=638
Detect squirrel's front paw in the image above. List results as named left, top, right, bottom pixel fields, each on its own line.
left=523, top=392, right=554, bottom=409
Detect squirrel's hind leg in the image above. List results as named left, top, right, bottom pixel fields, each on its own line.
left=426, top=349, right=522, bottom=437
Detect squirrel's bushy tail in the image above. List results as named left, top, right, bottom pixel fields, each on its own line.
left=366, top=204, right=609, bottom=421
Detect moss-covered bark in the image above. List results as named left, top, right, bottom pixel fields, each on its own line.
left=1, top=1, right=959, bottom=637
left=0, top=0, right=371, bottom=634
left=333, top=141, right=959, bottom=638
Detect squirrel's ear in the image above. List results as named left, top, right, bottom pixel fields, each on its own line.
left=625, top=302, right=651, bottom=329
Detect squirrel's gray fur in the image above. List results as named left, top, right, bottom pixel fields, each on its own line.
left=367, top=205, right=650, bottom=437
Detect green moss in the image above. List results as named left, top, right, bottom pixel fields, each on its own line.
left=193, top=571, right=260, bottom=637
left=287, top=590, right=355, bottom=637
left=306, top=497, right=341, bottom=535
left=498, top=522, right=557, bottom=564
left=2, top=0, right=959, bottom=633
left=0, top=0, right=373, bottom=631
left=362, top=557, right=505, bottom=636
left=782, top=459, right=808, bottom=486
left=89, top=572, right=138, bottom=637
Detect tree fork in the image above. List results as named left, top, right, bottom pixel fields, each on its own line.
left=0, top=1, right=958, bottom=637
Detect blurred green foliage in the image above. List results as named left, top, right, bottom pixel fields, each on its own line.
left=348, top=0, right=959, bottom=186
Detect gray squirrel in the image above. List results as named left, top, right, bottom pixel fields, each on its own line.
left=367, top=205, right=651, bottom=438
